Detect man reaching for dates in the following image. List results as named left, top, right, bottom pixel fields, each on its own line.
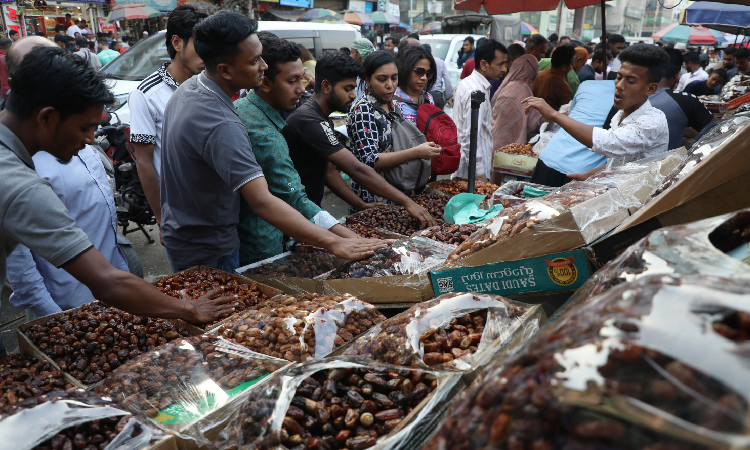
left=524, top=44, right=669, bottom=179
left=0, top=40, right=234, bottom=325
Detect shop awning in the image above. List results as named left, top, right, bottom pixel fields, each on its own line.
left=261, top=8, right=309, bottom=21
left=113, top=0, right=176, bottom=13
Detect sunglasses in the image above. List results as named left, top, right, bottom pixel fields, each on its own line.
left=413, top=67, right=434, bottom=78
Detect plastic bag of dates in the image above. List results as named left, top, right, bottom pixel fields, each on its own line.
left=328, top=238, right=455, bottom=279
left=343, top=293, right=543, bottom=372
left=21, top=301, right=194, bottom=387
left=219, top=357, right=464, bottom=450
left=241, top=252, right=340, bottom=278
left=490, top=181, right=552, bottom=208
left=218, top=294, right=386, bottom=362
left=428, top=179, right=500, bottom=201
left=0, top=354, right=74, bottom=408
left=154, top=267, right=274, bottom=329
left=0, top=390, right=167, bottom=450
left=415, top=223, right=483, bottom=246
left=94, top=334, right=288, bottom=439
left=423, top=274, right=750, bottom=450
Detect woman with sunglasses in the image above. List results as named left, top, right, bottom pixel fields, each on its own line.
left=346, top=51, right=442, bottom=210
left=394, top=45, right=437, bottom=125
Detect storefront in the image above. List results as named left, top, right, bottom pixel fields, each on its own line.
left=12, top=0, right=105, bottom=38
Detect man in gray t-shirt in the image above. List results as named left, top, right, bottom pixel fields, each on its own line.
left=0, top=39, right=235, bottom=330
left=161, top=11, right=387, bottom=272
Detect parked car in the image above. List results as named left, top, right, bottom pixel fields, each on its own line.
left=420, top=34, right=485, bottom=89
left=101, top=22, right=362, bottom=123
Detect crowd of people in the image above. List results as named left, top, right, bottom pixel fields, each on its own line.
left=0, top=5, right=737, bottom=358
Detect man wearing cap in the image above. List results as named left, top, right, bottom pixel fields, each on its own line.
left=350, top=37, right=375, bottom=99
left=142, top=31, right=149, bottom=40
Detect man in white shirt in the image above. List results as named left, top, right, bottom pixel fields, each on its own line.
left=675, top=51, right=708, bottom=92
left=66, top=19, right=82, bottom=37
left=129, top=4, right=208, bottom=244
left=524, top=43, right=669, bottom=176
left=453, top=39, right=507, bottom=181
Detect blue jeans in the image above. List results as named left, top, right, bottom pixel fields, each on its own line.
left=172, top=250, right=241, bottom=274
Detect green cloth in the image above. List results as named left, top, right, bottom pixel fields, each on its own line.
left=235, top=92, right=321, bottom=265
left=522, top=186, right=550, bottom=198
left=537, top=58, right=581, bottom=95
left=444, top=193, right=503, bottom=225
left=97, top=49, right=120, bottom=67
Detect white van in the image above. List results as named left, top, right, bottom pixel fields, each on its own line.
left=102, top=23, right=361, bottom=123
left=420, top=34, right=485, bottom=89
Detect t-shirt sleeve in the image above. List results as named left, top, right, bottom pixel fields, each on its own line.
left=203, top=122, right=264, bottom=192
left=128, top=88, right=156, bottom=145
left=303, top=120, right=345, bottom=159
left=3, top=182, right=93, bottom=268
left=686, top=95, right=714, bottom=132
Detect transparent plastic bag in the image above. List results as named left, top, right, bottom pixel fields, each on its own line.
left=0, top=390, right=166, bottom=450
left=328, top=238, right=455, bottom=279
left=343, top=293, right=543, bottom=372
left=220, top=356, right=464, bottom=450
left=240, top=252, right=341, bottom=278
left=490, top=181, right=552, bottom=208
left=0, top=354, right=74, bottom=408
left=720, top=74, right=750, bottom=102
left=414, top=223, right=483, bottom=246
left=94, top=334, right=288, bottom=442
left=217, top=293, right=386, bottom=362
left=423, top=274, right=750, bottom=450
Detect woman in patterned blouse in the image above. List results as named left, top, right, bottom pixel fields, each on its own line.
left=346, top=51, right=441, bottom=208
left=394, top=45, right=436, bottom=124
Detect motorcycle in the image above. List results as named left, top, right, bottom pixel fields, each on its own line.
left=95, top=110, right=156, bottom=246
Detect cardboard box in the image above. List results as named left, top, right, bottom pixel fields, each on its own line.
left=492, top=151, right=538, bottom=176
left=431, top=249, right=592, bottom=298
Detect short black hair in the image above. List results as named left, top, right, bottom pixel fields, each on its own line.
left=55, top=25, right=66, bottom=33
left=66, top=36, right=75, bottom=43
left=193, top=11, right=258, bottom=73
left=385, top=36, right=399, bottom=45
left=75, top=36, right=88, bottom=48
left=549, top=33, right=558, bottom=42
left=340, top=47, right=350, bottom=56
left=0, top=38, right=11, bottom=53
left=609, top=34, right=626, bottom=45
left=98, top=38, right=108, bottom=47
left=398, top=44, right=436, bottom=92
left=684, top=51, right=700, bottom=65
left=257, top=31, right=300, bottom=82
left=407, top=33, right=420, bottom=40
left=724, top=47, right=737, bottom=56
left=712, top=68, right=728, bottom=80
left=591, top=49, right=612, bottom=64
left=736, top=47, right=750, bottom=60
left=507, top=43, right=526, bottom=60
left=166, top=4, right=208, bottom=59
left=74, top=19, right=80, bottom=25
left=362, top=50, right=397, bottom=80
left=617, top=43, right=668, bottom=83
left=474, top=38, right=507, bottom=67
left=315, top=52, right=363, bottom=92
left=525, top=33, right=548, bottom=50
left=560, top=35, right=570, bottom=41
left=7, top=46, right=113, bottom=120
left=551, top=44, right=576, bottom=68
left=422, top=43, right=431, bottom=53
left=9, top=30, right=17, bottom=37
left=464, top=36, right=474, bottom=45
left=87, top=41, right=95, bottom=51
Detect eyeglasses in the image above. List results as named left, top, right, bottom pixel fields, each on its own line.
left=413, top=67, right=434, bottom=78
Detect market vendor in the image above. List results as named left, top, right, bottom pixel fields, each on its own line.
left=524, top=44, right=669, bottom=176
left=0, top=41, right=236, bottom=325
left=160, top=12, right=388, bottom=273
left=282, top=51, right=437, bottom=227
left=233, top=32, right=362, bottom=265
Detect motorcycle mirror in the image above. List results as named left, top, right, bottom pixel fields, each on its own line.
left=101, top=110, right=111, bottom=126
left=118, top=162, right=134, bottom=172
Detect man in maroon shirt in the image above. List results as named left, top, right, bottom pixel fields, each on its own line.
left=0, top=37, right=12, bottom=103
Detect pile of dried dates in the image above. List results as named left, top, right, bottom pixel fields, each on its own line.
left=0, top=355, right=72, bottom=408
left=95, top=335, right=284, bottom=419
left=348, top=206, right=424, bottom=236
left=412, top=193, right=449, bottom=220
left=234, top=366, right=437, bottom=450
left=34, top=415, right=143, bottom=450
left=218, top=294, right=385, bottom=362
left=23, top=302, right=193, bottom=385
left=429, top=179, right=500, bottom=200
left=497, top=143, right=534, bottom=156
left=244, top=253, right=338, bottom=278
left=155, top=268, right=271, bottom=328
left=328, top=239, right=449, bottom=279
left=418, top=223, right=481, bottom=245
left=346, top=223, right=382, bottom=239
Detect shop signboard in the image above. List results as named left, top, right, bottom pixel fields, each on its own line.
left=280, top=0, right=313, bottom=7
left=365, top=1, right=373, bottom=13
left=3, top=3, right=20, bottom=35
left=97, top=16, right=116, bottom=35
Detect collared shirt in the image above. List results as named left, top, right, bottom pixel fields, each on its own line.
left=648, top=88, right=713, bottom=151
left=726, top=65, right=739, bottom=80
left=393, top=87, right=434, bottom=126
left=453, top=70, right=493, bottom=179
left=74, top=48, right=101, bottom=70
left=97, top=48, right=120, bottom=67
left=591, top=99, right=669, bottom=167
left=0, top=123, right=93, bottom=288
left=676, top=67, right=708, bottom=92
left=458, top=49, right=474, bottom=68
left=235, top=92, right=325, bottom=265
left=431, top=56, right=453, bottom=98
left=160, top=72, right=264, bottom=270
left=7, top=146, right=128, bottom=316
left=66, top=25, right=81, bottom=37
left=129, top=63, right=180, bottom=179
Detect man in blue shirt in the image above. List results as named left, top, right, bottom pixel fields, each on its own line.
left=457, top=36, right=475, bottom=68
left=683, top=69, right=727, bottom=97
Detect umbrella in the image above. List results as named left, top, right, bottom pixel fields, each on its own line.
left=311, top=17, right=349, bottom=25
left=683, top=2, right=750, bottom=35
left=521, top=21, right=538, bottom=34
left=652, top=23, right=719, bottom=44
left=297, top=8, right=336, bottom=21
left=391, top=22, right=412, bottom=33
left=420, top=21, right=441, bottom=34
left=106, top=3, right=161, bottom=23
left=369, top=11, right=400, bottom=25
left=335, top=10, right=374, bottom=26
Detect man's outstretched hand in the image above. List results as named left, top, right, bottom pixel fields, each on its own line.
left=405, top=202, right=437, bottom=228
left=522, top=96, right=558, bottom=121
left=184, top=287, right=239, bottom=324
left=330, top=238, right=390, bottom=261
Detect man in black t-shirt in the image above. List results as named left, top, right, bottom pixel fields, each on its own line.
left=282, top=53, right=436, bottom=227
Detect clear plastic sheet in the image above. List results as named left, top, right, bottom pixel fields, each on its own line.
left=328, top=238, right=455, bottom=279
left=217, top=294, right=386, bottom=362
left=720, top=74, right=750, bottom=102
left=219, top=356, right=464, bottom=450
left=0, top=354, right=74, bottom=408
left=423, top=274, right=750, bottom=450
left=490, top=181, right=552, bottom=208
left=240, top=252, right=340, bottom=278
left=414, top=223, right=483, bottom=246
left=342, top=293, right=543, bottom=372
left=426, top=178, right=500, bottom=200
left=0, top=390, right=166, bottom=450
left=94, top=334, right=288, bottom=442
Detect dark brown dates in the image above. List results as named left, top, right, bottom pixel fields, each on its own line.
left=0, top=355, right=73, bottom=408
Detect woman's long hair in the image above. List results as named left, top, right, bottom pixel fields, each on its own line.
left=397, top=45, right=436, bottom=93
left=297, top=43, right=315, bottom=63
